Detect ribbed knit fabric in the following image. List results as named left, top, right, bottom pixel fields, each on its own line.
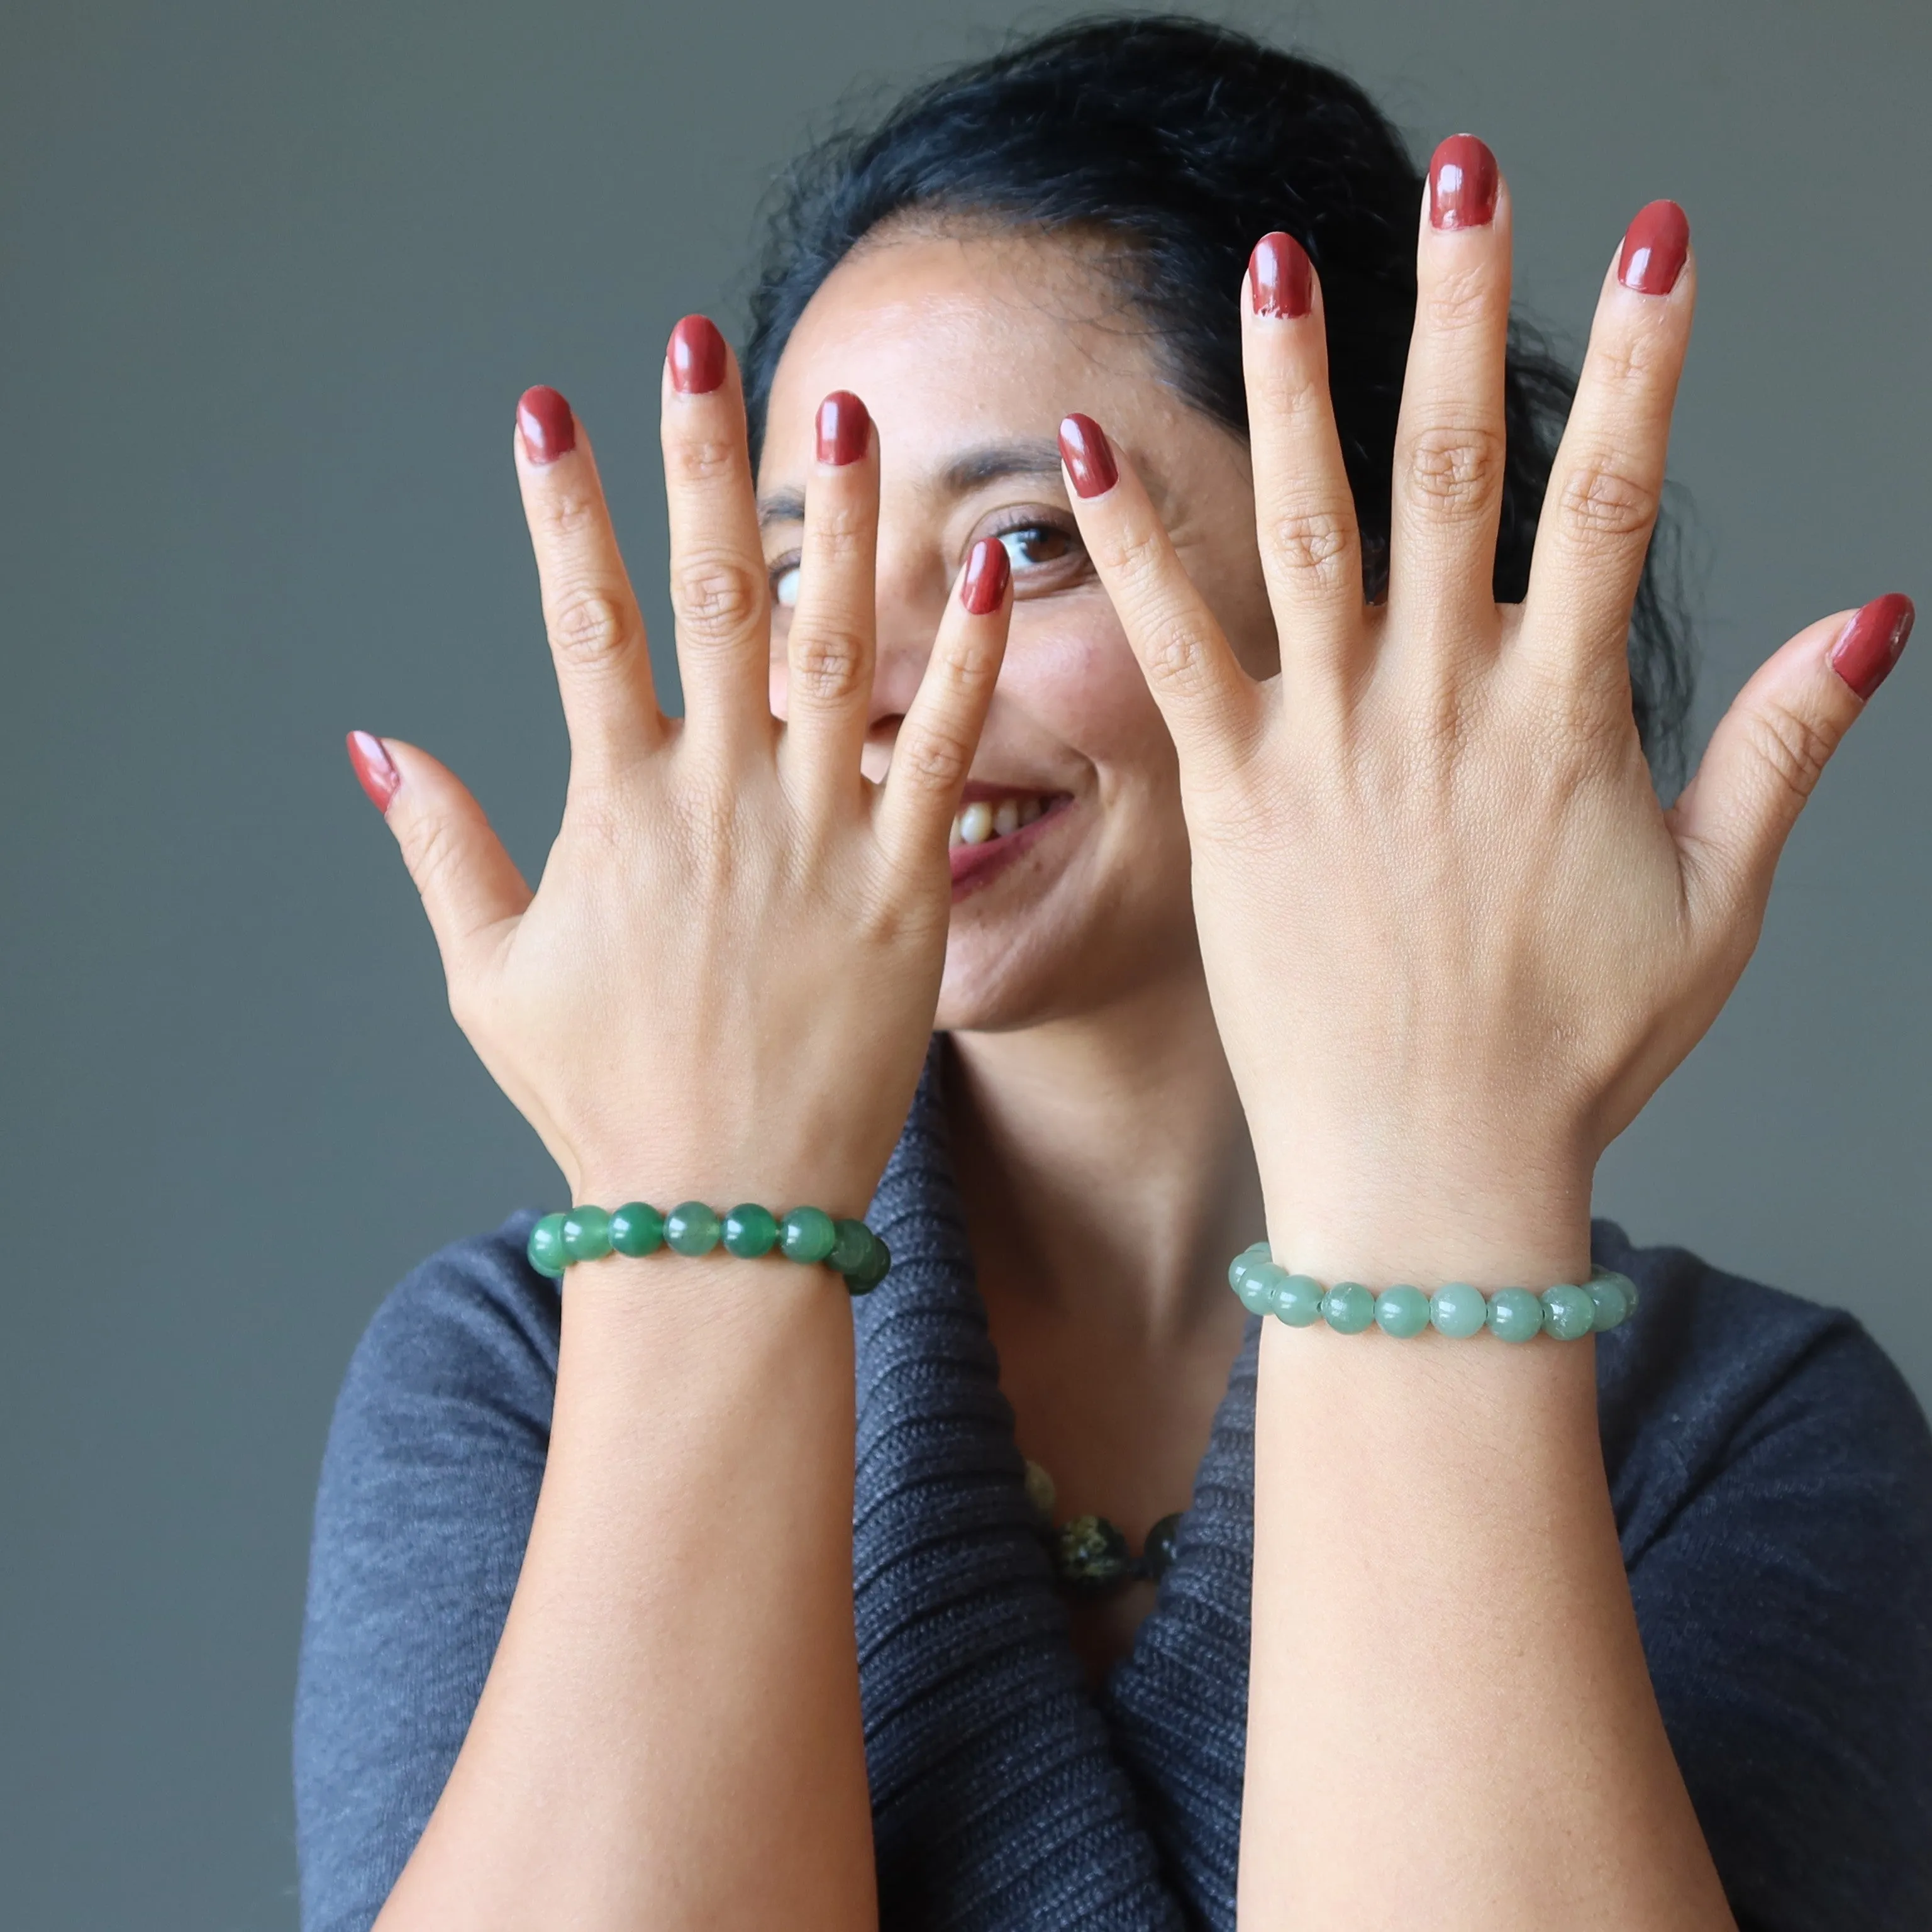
left=296, top=1045, right=1932, bottom=1932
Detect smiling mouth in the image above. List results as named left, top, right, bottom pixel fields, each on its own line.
left=947, top=789, right=1070, bottom=897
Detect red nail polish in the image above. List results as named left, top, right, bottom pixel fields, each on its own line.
left=516, top=386, right=575, bottom=464
left=1619, top=201, right=1690, bottom=295
left=1429, top=135, right=1499, bottom=231
left=1829, top=593, right=1915, bottom=701
left=346, top=730, right=401, bottom=814
left=1058, top=414, right=1117, bottom=499
left=1248, top=231, right=1313, bottom=319
left=816, top=391, right=870, bottom=467
left=961, top=536, right=1010, bottom=615
left=669, top=315, right=726, bottom=395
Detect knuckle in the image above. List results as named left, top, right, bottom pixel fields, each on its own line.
left=665, top=431, right=742, bottom=489
left=1265, top=506, right=1354, bottom=582
left=396, top=807, right=465, bottom=906
left=1743, top=704, right=1840, bottom=809
left=789, top=625, right=869, bottom=705
left=548, top=582, right=631, bottom=667
left=672, top=552, right=764, bottom=648
left=1102, top=521, right=1169, bottom=585
left=1143, top=609, right=1219, bottom=694
left=1556, top=455, right=1658, bottom=545
left=1404, top=422, right=1506, bottom=519
left=806, top=499, right=873, bottom=564
left=1423, top=262, right=1497, bottom=335
left=896, top=719, right=974, bottom=793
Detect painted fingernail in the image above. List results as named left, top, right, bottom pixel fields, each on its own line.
left=346, top=730, right=401, bottom=814
left=1429, top=135, right=1499, bottom=231
left=1248, top=231, right=1313, bottom=319
left=1058, top=414, right=1117, bottom=499
left=669, top=315, right=727, bottom=395
left=516, top=386, right=575, bottom=464
left=961, top=536, right=1010, bottom=615
left=1829, top=593, right=1915, bottom=701
left=816, top=390, right=870, bottom=467
left=1619, top=201, right=1690, bottom=295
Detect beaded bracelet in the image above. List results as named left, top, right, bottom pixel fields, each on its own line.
left=528, top=1201, right=891, bottom=1296
left=1228, top=1244, right=1638, bottom=1340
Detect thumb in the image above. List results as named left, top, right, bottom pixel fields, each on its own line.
left=346, top=730, right=531, bottom=989
left=1669, top=594, right=1914, bottom=923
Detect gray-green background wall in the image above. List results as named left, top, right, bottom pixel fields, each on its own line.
left=4, top=1, right=1926, bottom=1924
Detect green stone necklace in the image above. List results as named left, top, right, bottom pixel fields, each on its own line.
left=1024, top=1458, right=1183, bottom=1596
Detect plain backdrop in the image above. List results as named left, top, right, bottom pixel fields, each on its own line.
left=3, top=0, right=1928, bottom=1924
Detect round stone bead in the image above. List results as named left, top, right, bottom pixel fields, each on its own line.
left=1241, top=1261, right=1288, bottom=1316
left=1143, top=1512, right=1183, bottom=1582
left=1374, top=1284, right=1432, bottom=1339
left=1540, top=1282, right=1597, bottom=1341
left=1227, top=1243, right=1271, bottom=1297
left=828, top=1218, right=873, bottom=1274
left=1431, top=1282, right=1488, bottom=1339
left=1270, top=1273, right=1327, bottom=1328
left=1023, top=1459, right=1057, bottom=1521
left=1055, top=1514, right=1133, bottom=1593
left=722, top=1203, right=779, bottom=1258
left=663, top=1201, right=722, bottom=1256
left=609, top=1202, right=664, bottom=1257
left=1487, top=1287, right=1545, bottom=1343
left=1589, top=1274, right=1633, bottom=1332
left=526, top=1213, right=568, bottom=1279
left=780, top=1206, right=838, bottom=1265
left=1323, top=1281, right=1375, bottom=1333
left=560, top=1206, right=613, bottom=1263
left=845, top=1235, right=891, bottom=1294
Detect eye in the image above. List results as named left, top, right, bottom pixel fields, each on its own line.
left=769, top=557, right=802, bottom=608
left=997, top=524, right=1072, bottom=570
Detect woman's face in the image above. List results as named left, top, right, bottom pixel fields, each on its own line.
left=758, top=227, right=1275, bottom=1033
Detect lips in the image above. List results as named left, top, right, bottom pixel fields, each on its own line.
left=947, top=789, right=1069, bottom=897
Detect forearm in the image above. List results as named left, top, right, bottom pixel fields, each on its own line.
left=1239, top=1165, right=1733, bottom=1931
left=376, top=1258, right=875, bottom=1932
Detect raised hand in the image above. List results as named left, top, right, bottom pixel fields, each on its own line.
left=348, top=321, right=1011, bottom=1216
left=1056, top=152, right=1911, bottom=1285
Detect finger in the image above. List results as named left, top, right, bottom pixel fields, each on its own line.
left=1057, top=413, right=1260, bottom=786
left=1241, top=231, right=1364, bottom=693
left=1671, top=595, right=1914, bottom=923
left=876, top=537, right=1012, bottom=867
left=660, top=315, right=772, bottom=747
left=1523, top=202, right=1694, bottom=700
left=779, top=391, right=880, bottom=801
left=1386, top=135, right=1513, bottom=648
left=513, top=386, right=662, bottom=780
left=347, top=731, right=530, bottom=987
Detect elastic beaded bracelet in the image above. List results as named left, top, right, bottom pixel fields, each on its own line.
left=528, top=1200, right=891, bottom=1296
left=1227, top=1243, right=1637, bottom=1339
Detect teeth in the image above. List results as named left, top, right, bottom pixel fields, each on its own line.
left=948, top=794, right=1055, bottom=848
left=992, top=799, right=1019, bottom=838
left=959, top=802, right=994, bottom=845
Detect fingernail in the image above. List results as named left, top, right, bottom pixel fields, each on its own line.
left=516, top=386, right=575, bottom=464
left=816, top=390, right=870, bottom=467
left=1058, top=414, right=1117, bottom=499
left=1248, top=231, right=1313, bottom=319
left=669, top=315, right=727, bottom=395
left=346, top=730, right=401, bottom=814
left=1429, top=134, right=1499, bottom=231
left=1829, top=593, right=1915, bottom=701
left=961, top=536, right=1010, bottom=615
left=1619, top=200, right=1690, bottom=295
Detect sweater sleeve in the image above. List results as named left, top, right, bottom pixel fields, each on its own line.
left=1602, top=1244, right=1932, bottom=1932
left=292, top=1216, right=558, bottom=1932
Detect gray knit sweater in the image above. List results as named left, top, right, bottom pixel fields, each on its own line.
left=296, top=1051, right=1932, bottom=1930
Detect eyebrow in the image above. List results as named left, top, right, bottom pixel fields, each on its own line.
left=757, top=436, right=1066, bottom=528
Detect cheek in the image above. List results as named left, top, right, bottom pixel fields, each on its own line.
left=1001, top=596, right=1169, bottom=768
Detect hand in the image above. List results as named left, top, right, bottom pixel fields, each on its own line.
left=1059, top=161, right=1913, bottom=1279
left=348, top=324, right=1011, bottom=1213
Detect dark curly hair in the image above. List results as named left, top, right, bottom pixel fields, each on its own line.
left=740, top=14, right=1694, bottom=781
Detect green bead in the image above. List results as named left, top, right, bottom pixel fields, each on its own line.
left=1374, top=1284, right=1431, bottom=1338
left=1227, top=1244, right=1270, bottom=1296
left=722, top=1203, right=779, bottom=1258
left=1323, top=1281, right=1375, bottom=1333
left=526, top=1213, right=568, bottom=1279
left=1270, top=1272, right=1326, bottom=1328
left=1487, top=1287, right=1545, bottom=1343
left=1431, top=1282, right=1487, bottom=1338
left=1055, top=1514, right=1133, bottom=1593
left=780, top=1205, right=838, bottom=1264
left=828, top=1218, right=873, bottom=1274
left=1143, top=1512, right=1183, bottom=1582
left=560, top=1205, right=613, bottom=1263
left=1589, top=1274, right=1633, bottom=1332
left=608, top=1202, right=664, bottom=1257
left=845, top=1235, right=891, bottom=1294
left=663, top=1201, right=721, bottom=1255
left=1541, top=1282, right=1597, bottom=1341
left=1240, top=1260, right=1286, bottom=1316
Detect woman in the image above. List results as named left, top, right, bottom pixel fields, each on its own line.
left=297, top=18, right=1932, bottom=1931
